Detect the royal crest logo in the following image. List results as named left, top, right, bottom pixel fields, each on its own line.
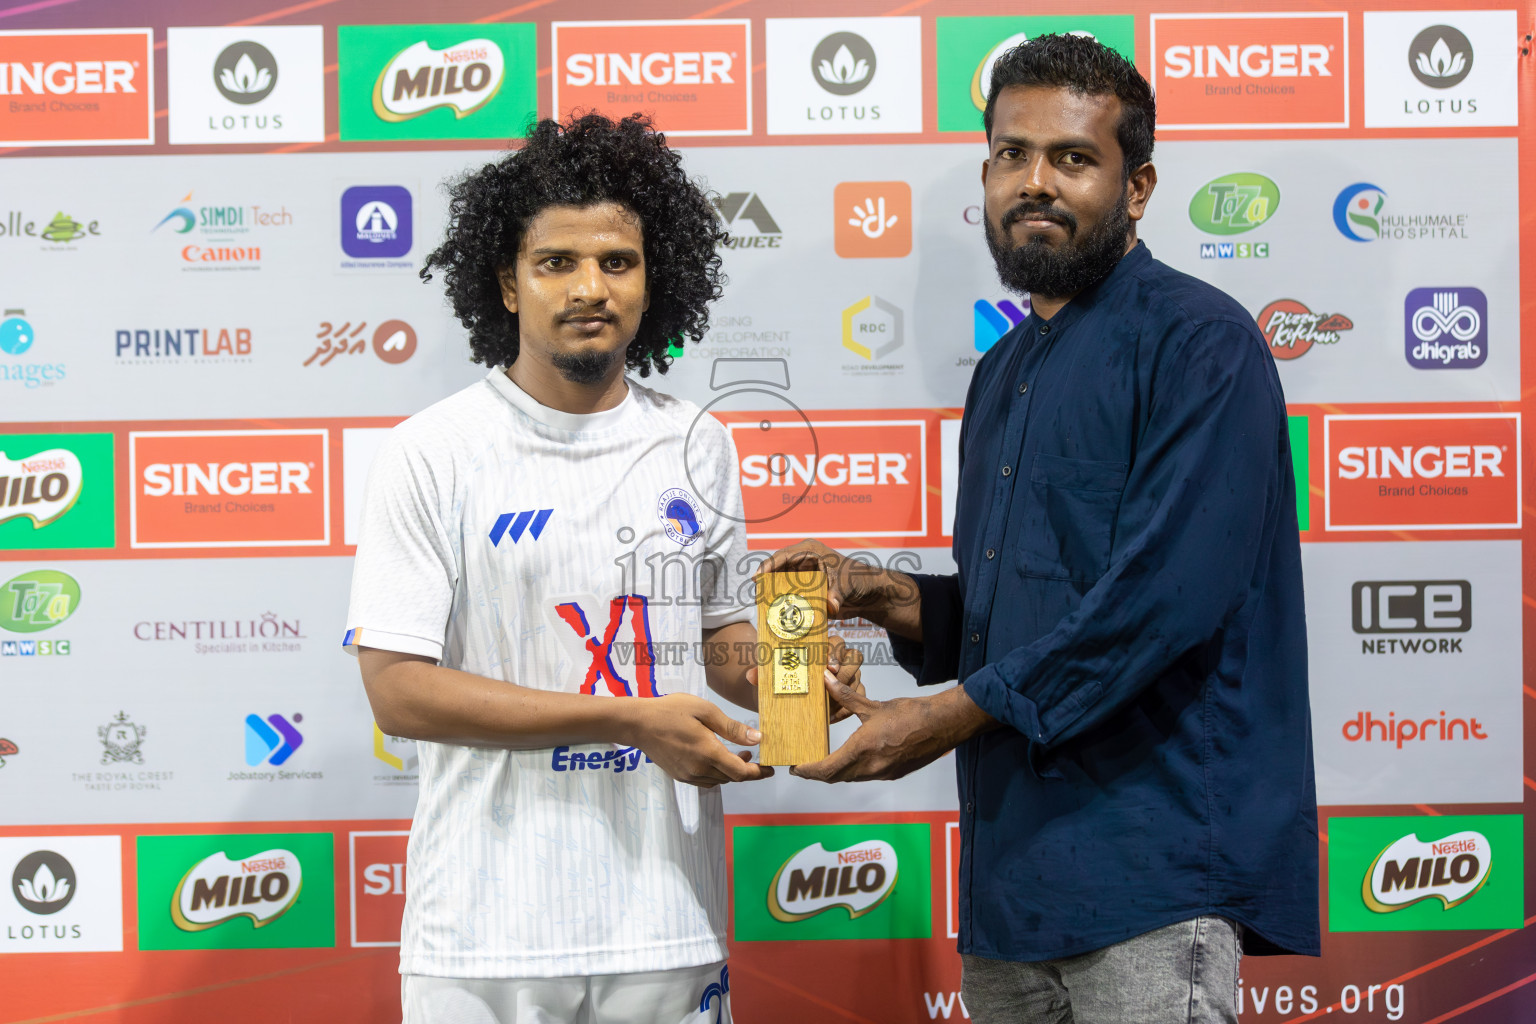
left=1256, top=300, right=1352, bottom=360
left=372, top=38, right=504, bottom=121
left=171, top=849, right=302, bottom=931
left=1363, top=830, right=1491, bottom=913
left=658, top=487, right=704, bottom=546
left=769, top=839, right=899, bottom=922
left=0, top=447, right=83, bottom=529
left=98, top=712, right=145, bottom=765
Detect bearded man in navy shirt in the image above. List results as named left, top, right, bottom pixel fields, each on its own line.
left=763, top=34, right=1318, bottom=1024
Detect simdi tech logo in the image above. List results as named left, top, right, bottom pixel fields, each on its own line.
left=128, top=429, right=331, bottom=549
left=1363, top=11, right=1517, bottom=128
left=1324, top=413, right=1520, bottom=532
left=764, top=17, right=923, bottom=135
left=337, top=24, right=536, bottom=141
left=136, top=833, right=334, bottom=950
left=732, top=823, right=930, bottom=941
left=935, top=16, right=1135, bottom=132
left=166, top=26, right=325, bottom=144
left=0, top=433, right=115, bottom=551
left=1149, top=13, right=1348, bottom=130
left=1328, top=815, right=1522, bottom=931
left=553, top=20, right=751, bottom=136
left=0, top=29, right=154, bottom=147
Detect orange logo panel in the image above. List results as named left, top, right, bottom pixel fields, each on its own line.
left=0, top=29, right=154, bottom=146
left=834, top=181, right=912, bottom=258
left=730, top=418, right=926, bottom=539
left=130, top=430, right=330, bottom=548
left=350, top=832, right=408, bottom=947
left=1151, top=14, right=1347, bottom=129
left=553, top=21, right=751, bottom=135
left=1325, top=414, right=1520, bottom=531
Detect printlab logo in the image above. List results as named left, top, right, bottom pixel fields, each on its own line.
left=340, top=185, right=412, bottom=260
left=1409, top=26, right=1472, bottom=89
left=99, top=712, right=146, bottom=765
left=974, top=298, right=1026, bottom=353
left=712, top=192, right=782, bottom=249
left=1405, top=288, right=1486, bottom=369
left=12, top=850, right=75, bottom=915
left=1256, top=300, right=1351, bottom=360
left=811, top=32, right=875, bottom=94
left=214, top=41, right=277, bottom=103
left=244, top=713, right=303, bottom=766
left=833, top=181, right=911, bottom=258
left=304, top=319, right=417, bottom=366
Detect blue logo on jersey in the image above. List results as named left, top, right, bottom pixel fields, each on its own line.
left=657, top=488, right=704, bottom=546
left=489, top=509, right=553, bottom=547
left=698, top=965, right=729, bottom=1023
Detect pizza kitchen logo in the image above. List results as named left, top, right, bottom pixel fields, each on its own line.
left=1256, top=299, right=1351, bottom=360
left=769, top=839, right=898, bottom=922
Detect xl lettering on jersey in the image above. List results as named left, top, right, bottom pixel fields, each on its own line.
left=552, top=21, right=751, bottom=136
left=1324, top=413, right=1519, bottom=531
left=554, top=595, right=659, bottom=697
left=129, top=429, right=331, bottom=548
left=1150, top=14, right=1348, bottom=129
left=0, top=29, right=155, bottom=146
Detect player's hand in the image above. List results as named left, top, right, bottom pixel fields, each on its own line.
left=826, top=634, right=865, bottom=725
left=629, top=693, right=775, bottom=788
left=791, top=681, right=993, bottom=783
left=755, top=539, right=911, bottom=621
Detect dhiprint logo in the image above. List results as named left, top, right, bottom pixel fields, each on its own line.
left=13, top=850, right=74, bottom=914
left=1189, top=173, right=1279, bottom=235
left=1405, top=288, right=1486, bottom=370
left=834, top=181, right=911, bottom=258
left=553, top=596, right=661, bottom=698
left=1333, top=183, right=1387, bottom=242
left=712, top=192, right=781, bottom=249
left=811, top=32, right=875, bottom=94
left=213, top=41, right=276, bottom=104
left=99, top=711, right=147, bottom=765
left=244, top=713, right=303, bottom=766
left=0, top=569, right=79, bottom=633
left=769, top=840, right=898, bottom=922
left=1256, top=299, right=1351, bottom=360
left=974, top=298, right=1026, bottom=353
left=658, top=488, right=704, bottom=546
left=172, top=848, right=301, bottom=931
left=0, top=29, right=154, bottom=147
left=1342, top=710, right=1486, bottom=748
left=340, top=185, right=412, bottom=260
left=303, top=319, right=417, bottom=367
left=1409, top=26, right=1472, bottom=89
left=488, top=509, right=552, bottom=547
left=765, top=17, right=922, bottom=134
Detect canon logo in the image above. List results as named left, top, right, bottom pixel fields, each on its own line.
left=563, top=51, right=733, bottom=87
left=142, top=462, right=311, bottom=497
left=741, top=452, right=909, bottom=488
left=0, top=60, right=135, bottom=95
left=1336, top=445, right=1502, bottom=480
left=1162, top=44, right=1330, bottom=79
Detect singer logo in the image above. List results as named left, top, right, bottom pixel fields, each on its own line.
left=729, top=417, right=925, bottom=540
left=552, top=21, right=751, bottom=135
left=349, top=831, right=408, bottom=946
left=0, top=29, right=154, bottom=146
left=129, top=429, right=330, bottom=549
left=769, top=840, right=898, bottom=922
left=1324, top=414, right=1519, bottom=531
left=1150, top=14, right=1348, bottom=129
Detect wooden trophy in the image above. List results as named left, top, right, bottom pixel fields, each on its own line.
left=754, top=570, right=830, bottom=766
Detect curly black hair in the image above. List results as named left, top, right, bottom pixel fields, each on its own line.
left=983, top=33, right=1155, bottom=179
left=421, top=113, right=726, bottom=377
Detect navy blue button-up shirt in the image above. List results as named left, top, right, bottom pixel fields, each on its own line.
left=893, top=242, right=1319, bottom=960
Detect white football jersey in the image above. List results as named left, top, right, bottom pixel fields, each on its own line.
left=344, top=369, right=754, bottom=978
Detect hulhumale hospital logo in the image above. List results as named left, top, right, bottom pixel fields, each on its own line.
left=1333, top=183, right=1387, bottom=242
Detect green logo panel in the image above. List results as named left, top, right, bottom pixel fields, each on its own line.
left=733, top=823, right=930, bottom=941
left=0, top=569, right=80, bottom=632
left=936, top=17, right=1137, bottom=133
left=137, top=833, right=336, bottom=950
left=1188, top=173, right=1281, bottom=235
left=0, top=432, right=114, bottom=551
left=338, top=24, right=537, bottom=141
left=1328, top=815, right=1523, bottom=932
left=1288, top=414, right=1309, bottom=531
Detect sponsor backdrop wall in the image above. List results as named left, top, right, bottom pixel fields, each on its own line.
left=0, top=0, right=1532, bottom=1021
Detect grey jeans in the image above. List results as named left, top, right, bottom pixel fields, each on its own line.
left=961, top=916, right=1241, bottom=1024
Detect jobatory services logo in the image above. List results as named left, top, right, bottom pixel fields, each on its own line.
left=1363, top=12, right=1516, bottom=128
left=245, top=713, right=303, bottom=766
left=712, top=192, right=782, bottom=249
left=974, top=298, right=1027, bottom=354
left=553, top=20, right=751, bottom=136
left=1328, top=815, right=1521, bottom=931
left=1, top=836, right=123, bottom=952
left=1256, top=300, right=1351, bottom=360
left=128, top=429, right=330, bottom=549
left=733, top=823, right=930, bottom=940
left=0, top=29, right=154, bottom=147
left=1, top=307, right=66, bottom=389
left=1405, top=288, right=1486, bottom=370
left=834, top=181, right=911, bottom=258
left=304, top=319, right=417, bottom=367
left=338, top=24, right=536, bottom=141
left=350, top=831, right=409, bottom=946
left=1149, top=13, right=1348, bottom=130
left=167, top=27, right=324, bottom=143
left=0, top=433, right=114, bottom=552
left=1332, top=182, right=1470, bottom=243
left=764, top=17, right=923, bottom=134
left=137, top=833, right=334, bottom=950
left=935, top=16, right=1135, bottom=132
left=1324, top=413, right=1520, bottom=532
left=340, top=185, right=413, bottom=263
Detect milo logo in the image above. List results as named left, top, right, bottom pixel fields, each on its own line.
left=373, top=39, right=505, bottom=121
left=0, top=570, right=80, bottom=633
left=171, top=849, right=302, bottom=931
left=1189, top=172, right=1280, bottom=235
left=768, top=839, right=897, bottom=922
left=1363, top=830, right=1491, bottom=913
left=0, top=448, right=83, bottom=529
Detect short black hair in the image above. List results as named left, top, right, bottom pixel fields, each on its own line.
left=421, top=113, right=725, bottom=377
left=983, top=33, right=1156, bottom=178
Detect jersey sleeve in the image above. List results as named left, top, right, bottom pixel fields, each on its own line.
left=696, top=419, right=754, bottom=631
left=342, top=426, right=459, bottom=661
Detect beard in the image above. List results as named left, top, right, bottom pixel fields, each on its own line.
left=985, top=189, right=1131, bottom=300
left=551, top=346, right=621, bottom=385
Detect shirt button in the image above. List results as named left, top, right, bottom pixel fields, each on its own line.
left=1001, top=465, right=1011, bottom=477
left=965, top=802, right=974, bottom=814
left=986, top=549, right=995, bottom=559
left=1018, top=382, right=1028, bottom=395
left=1039, top=323, right=1051, bottom=335
left=970, top=633, right=980, bottom=644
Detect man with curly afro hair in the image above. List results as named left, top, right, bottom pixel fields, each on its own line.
left=343, top=113, right=863, bottom=1024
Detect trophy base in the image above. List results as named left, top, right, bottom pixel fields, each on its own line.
left=755, top=571, right=831, bottom=766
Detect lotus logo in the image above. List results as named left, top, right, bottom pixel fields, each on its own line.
left=172, top=849, right=301, bottom=931
left=811, top=32, right=875, bottom=95
left=12, top=850, right=76, bottom=915
left=1409, top=25, right=1472, bottom=89
left=1188, top=174, right=1280, bottom=235
left=372, top=39, right=505, bottom=122
left=1333, top=183, right=1388, bottom=242
left=1363, top=829, right=1491, bottom=913
left=768, top=840, right=898, bottom=921
left=214, top=41, right=278, bottom=105
left=0, top=447, right=84, bottom=530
